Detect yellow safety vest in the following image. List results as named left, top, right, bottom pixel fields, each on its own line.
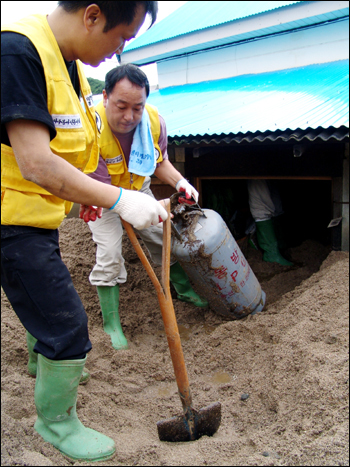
left=1, top=15, right=99, bottom=229
left=96, top=101, right=163, bottom=191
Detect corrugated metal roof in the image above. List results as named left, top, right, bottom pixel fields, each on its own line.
left=125, top=1, right=301, bottom=52
left=146, top=60, right=349, bottom=140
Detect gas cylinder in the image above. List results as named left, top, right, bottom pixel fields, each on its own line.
left=170, top=197, right=266, bottom=320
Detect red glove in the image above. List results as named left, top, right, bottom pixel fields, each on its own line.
left=178, top=194, right=196, bottom=205
left=79, top=205, right=103, bottom=223
left=175, top=179, right=199, bottom=203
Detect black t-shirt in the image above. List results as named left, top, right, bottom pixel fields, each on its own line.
left=1, top=31, right=80, bottom=147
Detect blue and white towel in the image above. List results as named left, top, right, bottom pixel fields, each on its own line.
left=128, top=110, right=156, bottom=176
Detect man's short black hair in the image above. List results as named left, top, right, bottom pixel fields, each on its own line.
left=105, top=64, right=150, bottom=98
left=57, top=1, right=158, bottom=33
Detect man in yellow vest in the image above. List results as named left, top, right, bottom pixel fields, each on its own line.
left=1, top=1, right=167, bottom=462
left=81, top=64, right=209, bottom=351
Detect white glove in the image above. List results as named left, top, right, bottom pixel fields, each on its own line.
left=175, top=178, right=199, bottom=203
left=110, top=188, right=168, bottom=230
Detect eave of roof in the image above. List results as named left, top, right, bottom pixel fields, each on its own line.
left=125, top=1, right=302, bottom=52
left=122, top=1, right=349, bottom=67
left=167, top=126, right=349, bottom=146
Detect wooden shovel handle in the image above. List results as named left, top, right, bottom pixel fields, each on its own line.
left=121, top=218, right=163, bottom=298
left=121, top=204, right=193, bottom=411
left=161, top=203, right=171, bottom=298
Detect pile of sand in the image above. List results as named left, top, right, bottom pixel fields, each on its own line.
left=1, top=218, right=348, bottom=466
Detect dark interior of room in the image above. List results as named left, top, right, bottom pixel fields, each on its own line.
left=201, top=178, right=333, bottom=248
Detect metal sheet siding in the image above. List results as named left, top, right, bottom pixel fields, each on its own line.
left=147, top=60, right=349, bottom=138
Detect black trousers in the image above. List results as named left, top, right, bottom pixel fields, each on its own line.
left=1, top=225, right=91, bottom=360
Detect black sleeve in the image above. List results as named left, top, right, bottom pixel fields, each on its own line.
left=1, top=32, right=57, bottom=146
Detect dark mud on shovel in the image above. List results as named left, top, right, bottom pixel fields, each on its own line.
left=157, top=401, right=221, bottom=442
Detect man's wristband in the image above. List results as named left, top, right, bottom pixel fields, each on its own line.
left=109, top=188, right=123, bottom=210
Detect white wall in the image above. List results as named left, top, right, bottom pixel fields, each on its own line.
left=158, top=19, right=349, bottom=88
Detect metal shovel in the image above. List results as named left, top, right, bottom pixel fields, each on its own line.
left=121, top=204, right=221, bottom=442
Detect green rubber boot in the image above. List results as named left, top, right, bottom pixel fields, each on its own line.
left=96, top=285, right=128, bottom=350
left=170, top=262, right=208, bottom=307
left=272, top=214, right=289, bottom=251
left=26, top=331, right=38, bottom=377
left=26, top=331, right=90, bottom=384
left=34, top=354, right=116, bottom=462
left=255, top=219, right=293, bottom=266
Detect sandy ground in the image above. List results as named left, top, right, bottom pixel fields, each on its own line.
left=1, top=217, right=349, bottom=466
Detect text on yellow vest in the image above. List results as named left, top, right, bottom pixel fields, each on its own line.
left=1, top=15, right=99, bottom=229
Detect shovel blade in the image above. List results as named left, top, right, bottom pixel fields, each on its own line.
left=157, top=402, right=221, bottom=442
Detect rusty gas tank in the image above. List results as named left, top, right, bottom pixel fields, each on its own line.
left=170, top=194, right=266, bottom=319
